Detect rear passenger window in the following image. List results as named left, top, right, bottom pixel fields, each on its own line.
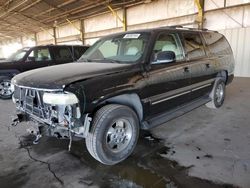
left=53, top=47, right=73, bottom=61
left=182, top=32, right=206, bottom=60
left=152, top=33, right=184, bottom=62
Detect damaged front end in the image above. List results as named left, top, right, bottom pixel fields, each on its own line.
left=12, top=84, right=91, bottom=150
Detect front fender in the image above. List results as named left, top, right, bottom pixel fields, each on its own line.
left=97, top=93, right=143, bottom=121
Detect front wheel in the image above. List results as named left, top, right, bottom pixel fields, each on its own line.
left=86, top=104, right=139, bottom=165
left=206, top=78, right=226, bottom=109
left=0, top=77, right=13, bottom=99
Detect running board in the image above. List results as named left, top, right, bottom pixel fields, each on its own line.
left=141, top=96, right=211, bottom=130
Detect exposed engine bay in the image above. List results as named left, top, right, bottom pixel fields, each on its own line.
left=12, top=85, right=91, bottom=150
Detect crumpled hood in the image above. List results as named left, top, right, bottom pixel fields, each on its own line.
left=12, top=62, right=131, bottom=90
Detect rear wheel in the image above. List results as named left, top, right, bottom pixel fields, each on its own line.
left=206, top=78, right=226, bottom=109
left=86, top=104, right=139, bottom=165
left=0, top=77, right=13, bottom=99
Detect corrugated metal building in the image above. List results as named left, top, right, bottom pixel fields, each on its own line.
left=221, top=28, right=250, bottom=77
left=0, top=0, right=250, bottom=77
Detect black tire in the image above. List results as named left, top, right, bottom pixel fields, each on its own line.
left=86, top=104, right=139, bottom=165
left=206, top=78, right=226, bottom=109
left=0, top=76, right=13, bottom=99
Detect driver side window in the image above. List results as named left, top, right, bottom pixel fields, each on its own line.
left=99, top=41, right=118, bottom=58
left=27, top=48, right=52, bottom=62
left=152, top=33, right=184, bottom=63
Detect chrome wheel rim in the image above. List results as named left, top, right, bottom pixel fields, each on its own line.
left=215, top=83, right=224, bottom=103
left=0, top=80, right=12, bottom=96
left=106, top=118, right=133, bottom=153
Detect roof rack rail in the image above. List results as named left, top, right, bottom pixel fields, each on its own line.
left=164, top=25, right=217, bottom=33
left=163, top=25, right=198, bottom=30
left=172, top=26, right=199, bottom=31
left=158, top=25, right=218, bottom=33
left=169, top=25, right=183, bottom=28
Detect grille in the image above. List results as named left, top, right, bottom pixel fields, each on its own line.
left=14, top=86, right=48, bottom=119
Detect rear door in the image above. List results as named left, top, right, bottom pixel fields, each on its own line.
left=181, top=32, right=216, bottom=101
left=20, top=47, right=53, bottom=71
left=52, top=46, right=74, bottom=65
left=144, top=31, right=191, bottom=118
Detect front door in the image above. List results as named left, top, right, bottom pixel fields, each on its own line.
left=20, top=47, right=53, bottom=72
left=144, top=32, right=191, bottom=118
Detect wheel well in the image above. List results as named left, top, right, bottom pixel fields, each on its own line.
left=93, top=94, right=143, bottom=121
left=217, top=70, right=228, bottom=83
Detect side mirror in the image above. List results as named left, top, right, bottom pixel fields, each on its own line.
left=26, top=56, right=35, bottom=62
left=154, top=51, right=176, bottom=64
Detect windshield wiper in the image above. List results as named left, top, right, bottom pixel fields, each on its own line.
left=79, top=58, right=120, bottom=64
left=99, top=58, right=120, bottom=64
left=79, top=58, right=93, bottom=62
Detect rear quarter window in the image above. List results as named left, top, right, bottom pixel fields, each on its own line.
left=202, top=32, right=231, bottom=55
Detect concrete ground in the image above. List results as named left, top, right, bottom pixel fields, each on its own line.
left=0, top=78, right=249, bottom=188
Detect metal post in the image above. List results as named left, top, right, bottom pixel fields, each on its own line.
left=34, top=33, right=38, bottom=45
left=53, top=27, right=57, bottom=45
left=123, top=7, right=127, bottom=31
left=80, top=19, right=85, bottom=45
left=66, top=18, right=84, bottom=44
left=200, top=0, right=205, bottom=29
left=107, top=5, right=126, bottom=31
left=20, top=37, right=24, bottom=47
left=194, top=0, right=205, bottom=29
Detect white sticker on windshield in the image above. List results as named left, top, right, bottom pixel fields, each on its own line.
left=123, top=34, right=141, bottom=39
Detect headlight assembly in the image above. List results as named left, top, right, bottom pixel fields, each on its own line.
left=43, top=92, right=78, bottom=105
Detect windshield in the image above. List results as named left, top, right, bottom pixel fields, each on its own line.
left=79, top=32, right=150, bottom=64
left=7, top=48, right=29, bottom=61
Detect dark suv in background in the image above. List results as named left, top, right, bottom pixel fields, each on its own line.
left=0, top=45, right=89, bottom=99
left=12, top=27, right=234, bottom=165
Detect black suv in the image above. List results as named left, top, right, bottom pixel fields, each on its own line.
left=12, top=27, right=234, bottom=165
left=0, top=45, right=89, bottom=99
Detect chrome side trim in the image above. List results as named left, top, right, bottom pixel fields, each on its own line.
left=148, top=78, right=215, bottom=105
left=152, top=91, right=191, bottom=105
left=191, top=83, right=212, bottom=92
